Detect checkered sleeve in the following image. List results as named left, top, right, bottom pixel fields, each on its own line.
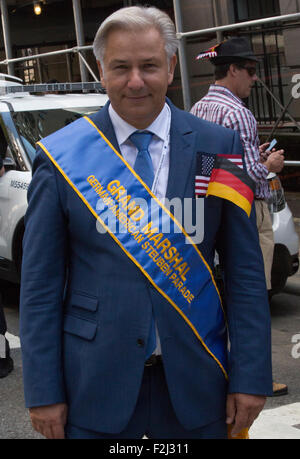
left=223, top=108, right=268, bottom=184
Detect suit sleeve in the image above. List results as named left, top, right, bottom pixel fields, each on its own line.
left=216, top=130, right=273, bottom=396
left=20, top=147, right=68, bottom=408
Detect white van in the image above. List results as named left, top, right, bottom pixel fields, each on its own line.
left=268, top=173, right=299, bottom=294
left=0, top=75, right=108, bottom=282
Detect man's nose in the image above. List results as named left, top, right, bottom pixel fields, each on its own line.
left=127, top=69, right=145, bottom=90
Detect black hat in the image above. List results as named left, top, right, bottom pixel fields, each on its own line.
left=196, top=37, right=259, bottom=65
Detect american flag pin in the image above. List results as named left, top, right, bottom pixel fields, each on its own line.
left=195, top=153, right=243, bottom=198
left=195, top=153, right=215, bottom=198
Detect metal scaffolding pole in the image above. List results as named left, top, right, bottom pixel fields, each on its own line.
left=212, top=0, right=223, bottom=42
left=78, top=51, right=99, bottom=82
left=0, top=0, right=14, bottom=75
left=257, top=76, right=300, bottom=134
left=72, top=0, right=88, bottom=82
left=173, top=0, right=191, bottom=110
left=176, top=12, right=300, bottom=39
left=64, top=44, right=73, bottom=82
left=0, top=45, right=93, bottom=66
left=265, top=96, right=294, bottom=142
left=173, top=8, right=300, bottom=115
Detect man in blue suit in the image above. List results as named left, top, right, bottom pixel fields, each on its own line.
left=20, top=6, right=272, bottom=439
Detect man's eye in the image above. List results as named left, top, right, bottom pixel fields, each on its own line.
left=144, top=63, right=156, bottom=69
left=114, top=65, right=127, bottom=70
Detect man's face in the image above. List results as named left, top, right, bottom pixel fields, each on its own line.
left=97, top=27, right=177, bottom=129
left=233, top=61, right=258, bottom=99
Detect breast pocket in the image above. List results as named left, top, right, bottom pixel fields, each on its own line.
left=63, top=314, right=97, bottom=341
left=69, top=291, right=98, bottom=312
left=63, top=291, right=99, bottom=340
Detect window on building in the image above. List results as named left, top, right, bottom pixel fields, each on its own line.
left=21, top=49, right=36, bottom=84
left=233, top=0, right=280, bottom=21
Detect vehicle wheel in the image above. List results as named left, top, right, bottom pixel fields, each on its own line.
left=12, top=222, right=24, bottom=279
left=270, top=244, right=290, bottom=296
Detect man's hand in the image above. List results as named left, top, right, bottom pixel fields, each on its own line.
left=226, top=393, right=266, bottom=437
left=259, top=142, right=270, bottom=155
left=29, top=403, right=68, bottom=439
left=259, top=143, right=285, bottom=172
left=259, top=142, right=272, bottom=162
left=0, top=166, right=5, bottom=177
left=264, top=149, right=285, bottom=173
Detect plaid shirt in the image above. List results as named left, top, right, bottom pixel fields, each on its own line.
left=191, top=84, right=269, bottom=199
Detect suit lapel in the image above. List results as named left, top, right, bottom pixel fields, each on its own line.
left=166, top=102, right=197, bottom=200
left=90, top=100, right=197, bottom=201
left=89, top=101, right=120, bottom=153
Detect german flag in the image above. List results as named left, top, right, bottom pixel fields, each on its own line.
left=206, top=155, right=255, bottom=217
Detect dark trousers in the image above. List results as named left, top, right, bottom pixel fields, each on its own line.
left=65, top=361, right=227, bottom=439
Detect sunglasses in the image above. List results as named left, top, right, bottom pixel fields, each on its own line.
left=238, top=65, right=257, bottom=77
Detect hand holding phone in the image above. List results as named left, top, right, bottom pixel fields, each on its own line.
left=267, top=138, right=277, bottom=151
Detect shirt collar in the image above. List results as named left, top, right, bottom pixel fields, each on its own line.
left=208, top=84, right=245, bottom=106
left=108, top=102, right=170, bottom=146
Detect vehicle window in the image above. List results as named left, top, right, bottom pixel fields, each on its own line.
left=20, top=135, right=36, bottom=162
left=0, top=126, right=7, bottom=160
left=11, top=107, right=99, bottom=162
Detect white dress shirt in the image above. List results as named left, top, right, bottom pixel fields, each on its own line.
left=108, top=103, right=172, bottom=355
left=108, top=103, right=170, bottom=200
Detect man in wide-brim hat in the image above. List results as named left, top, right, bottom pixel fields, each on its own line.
left=195, top=37, right=260, bottom=100
left=191, top=37, right=287, bottom=398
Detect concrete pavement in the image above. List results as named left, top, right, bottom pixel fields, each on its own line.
left=250, top=403, right=300, bottom=439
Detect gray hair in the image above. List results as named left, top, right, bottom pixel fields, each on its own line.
left=93, top=6, right=178, bottom=66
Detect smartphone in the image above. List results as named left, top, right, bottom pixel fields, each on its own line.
left=268, top=138, right=277, bottom=151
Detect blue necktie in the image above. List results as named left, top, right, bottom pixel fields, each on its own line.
left=130, top=131, right=154, bottom=189
left=129, top=131, right=156, bottom=358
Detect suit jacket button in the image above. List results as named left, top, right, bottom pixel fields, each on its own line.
left=137, top=338, right=145, bottom=347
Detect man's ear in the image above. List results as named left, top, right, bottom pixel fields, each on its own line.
left=229, top=63, right=238, bottom=77
left=97, top=60, right=106, bottom=88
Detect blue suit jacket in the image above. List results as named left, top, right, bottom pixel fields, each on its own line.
left=20, top=100, right=272, bottom=434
